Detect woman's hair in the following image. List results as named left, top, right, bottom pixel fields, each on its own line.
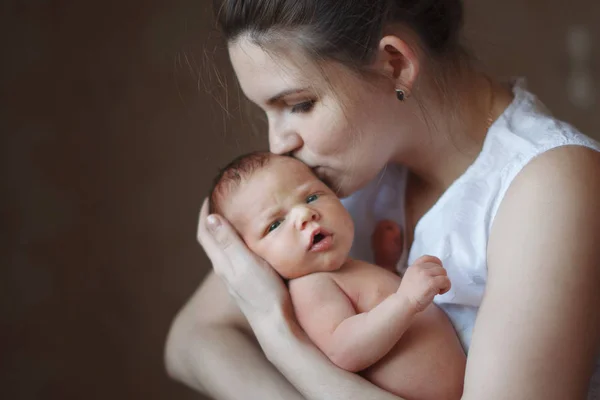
left=212, top=0, right=466, bottom=71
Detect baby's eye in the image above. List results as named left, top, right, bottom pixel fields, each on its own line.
left=267, top=220, right=282, bottom=233
left=306, top=194, right=319, bottom=203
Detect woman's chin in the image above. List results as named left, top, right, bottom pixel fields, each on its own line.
left=333, top=177, right=374, bottom=199
left=317, top=166, right=380, bottom=198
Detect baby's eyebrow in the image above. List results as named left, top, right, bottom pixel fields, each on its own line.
left=294, top=181, right=315, bottom=197
left=257, top=205, right=280, bottom=224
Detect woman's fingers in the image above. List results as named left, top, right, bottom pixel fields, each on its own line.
left=197, top=199, right=216, bottom=251
left=206, top=215, right=259, bottom=281
left=201, top=213, right=253, bottom=282
left=194, top=198, right=290, bottom=321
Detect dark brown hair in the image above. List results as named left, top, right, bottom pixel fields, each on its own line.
left=209, top=151, right=273, bottom=215
left=213, top=0, right=465, bottom=71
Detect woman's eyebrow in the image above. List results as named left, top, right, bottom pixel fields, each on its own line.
left=267, top=88, right=309, bottom=105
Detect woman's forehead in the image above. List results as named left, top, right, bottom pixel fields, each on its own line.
left=228, top=39, right=322, bottom=101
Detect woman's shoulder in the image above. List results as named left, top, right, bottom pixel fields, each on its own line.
left=484, top=79, right=599, bottom=159
left=486, top=82, right=600, bottom=253
left=493, top=145, right=600, bottom=224
left=478, top=79, right=600, bottom=222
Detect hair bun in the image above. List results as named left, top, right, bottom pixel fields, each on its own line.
left=395, top=0, right=464, bottom=53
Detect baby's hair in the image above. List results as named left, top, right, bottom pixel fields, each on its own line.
left=209, top=151, right=274, bottom=215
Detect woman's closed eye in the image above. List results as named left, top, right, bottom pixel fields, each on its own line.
left=290, top=100, right=315, bottom=114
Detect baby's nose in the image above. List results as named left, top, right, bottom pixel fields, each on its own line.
left=295, top=206, right=319, bottom=230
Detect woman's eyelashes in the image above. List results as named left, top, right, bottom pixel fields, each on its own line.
left=290, top=100, right=315, bottom=113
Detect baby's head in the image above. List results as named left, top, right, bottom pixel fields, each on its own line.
left=210, top=152, right=354, bottom=279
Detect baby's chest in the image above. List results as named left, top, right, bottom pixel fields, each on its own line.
left=333, top=263, right=401, bottom=313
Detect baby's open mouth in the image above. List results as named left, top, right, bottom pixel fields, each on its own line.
left=312, top=233, right=325, bottom=244
left=308, top=229, right=333, bottom=252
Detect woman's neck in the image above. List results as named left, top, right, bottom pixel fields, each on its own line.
left=393, top=71, right=514, bottom=193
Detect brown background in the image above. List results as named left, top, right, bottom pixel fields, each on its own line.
left=1, top=1, right=598, bottom=399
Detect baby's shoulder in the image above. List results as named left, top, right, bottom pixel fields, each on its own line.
left=288, top=272, right=350, bottom=312
left=340, top=258, right=398, bottom=279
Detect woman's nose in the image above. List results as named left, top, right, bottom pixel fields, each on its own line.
left=269, top=119, right=303, bottom=155
left=293, top=206, right=320, bottom=230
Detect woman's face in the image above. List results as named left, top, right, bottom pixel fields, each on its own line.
left=228, top=38, right=403, bottom=197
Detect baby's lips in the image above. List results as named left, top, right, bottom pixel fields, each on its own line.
left=306, top=227, right=332, bottom=251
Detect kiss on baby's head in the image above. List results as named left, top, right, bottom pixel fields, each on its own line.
left=209, top=152, right=355, bottom=279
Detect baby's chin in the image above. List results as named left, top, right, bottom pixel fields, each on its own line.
left=277, top=257, right=347, bottom=280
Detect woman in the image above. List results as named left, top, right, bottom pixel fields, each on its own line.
left=165, top=0, right=600, bottom=399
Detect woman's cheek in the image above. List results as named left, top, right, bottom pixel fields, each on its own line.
left=309, top=110, right=350, bottom=156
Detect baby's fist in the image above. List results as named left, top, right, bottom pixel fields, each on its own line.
left=397, top=256, right=450, bottom=312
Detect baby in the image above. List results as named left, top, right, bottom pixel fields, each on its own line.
left=210, top=152, right=466, bottom=400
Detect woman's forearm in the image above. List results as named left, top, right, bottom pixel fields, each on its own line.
left=252, top=311, right=405, bottom=400
left=166, top=325, right=305, bottom=400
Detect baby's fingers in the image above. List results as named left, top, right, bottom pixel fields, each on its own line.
left=433, top=276, right=451, bottom=295
left=426, top=265, right=448, bottom=277
left=414, top=255, right=442, bottom=266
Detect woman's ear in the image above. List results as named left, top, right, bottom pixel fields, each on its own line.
left=373, top=35, right=420, bottom=97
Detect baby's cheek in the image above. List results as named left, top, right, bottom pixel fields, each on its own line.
left=259, top=241, right=302, bottom=277
left=251, top=242, right=274, bottom=265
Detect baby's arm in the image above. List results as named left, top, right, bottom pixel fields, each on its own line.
left=290, top=275, right=418, bottom=372
left=290, top=259, right=449, bottom=373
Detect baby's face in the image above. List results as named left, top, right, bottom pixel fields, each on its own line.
left=222, top=156, right=354, bottom=279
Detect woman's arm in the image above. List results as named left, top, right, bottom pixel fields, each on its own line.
left=463, top=146, right=600, bottom=400
left=164, top=200, right=404, bottom=400
left=164, top=272, right=305, bottom=399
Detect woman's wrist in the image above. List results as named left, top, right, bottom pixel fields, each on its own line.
left=250, top=302, right=301, bottom=345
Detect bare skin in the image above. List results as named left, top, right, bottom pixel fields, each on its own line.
left=165, top=27, right=600, bottom=400
left=290, top=257, right=465, bottom=399
left=212, top=156, right=464, bottom=399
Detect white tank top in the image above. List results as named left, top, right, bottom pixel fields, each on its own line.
left=341, top=79, right=600, bottom=398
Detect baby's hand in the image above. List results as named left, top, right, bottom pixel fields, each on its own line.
left=397, top=255, right=451, bottom=313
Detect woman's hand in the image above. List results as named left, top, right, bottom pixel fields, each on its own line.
left=197, top=198, right=291, bottom=324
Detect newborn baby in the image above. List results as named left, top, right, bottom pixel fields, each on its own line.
left=210, top=152, right=466, bottom=400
